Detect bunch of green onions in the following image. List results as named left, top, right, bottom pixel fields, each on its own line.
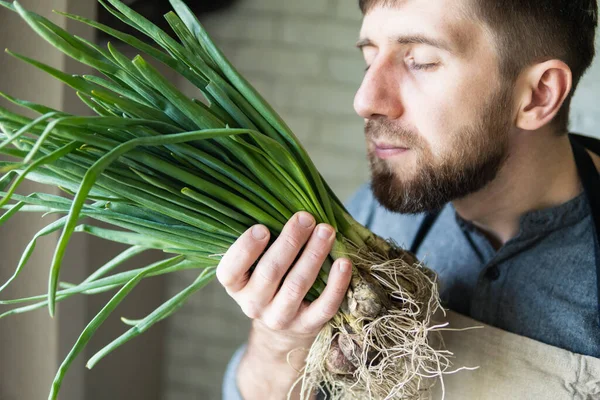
left=0, top=1, right=447, bottom=399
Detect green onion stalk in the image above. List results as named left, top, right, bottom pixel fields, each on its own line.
left=0, top=0, right=452, bottom=398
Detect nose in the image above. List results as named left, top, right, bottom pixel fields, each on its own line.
left=353, top=58, right=404, bottom=120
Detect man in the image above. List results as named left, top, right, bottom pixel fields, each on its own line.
left=220, top=0, right=600, bottom=398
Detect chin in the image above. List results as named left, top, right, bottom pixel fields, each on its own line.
left=369, top=151, right=418, bottom=178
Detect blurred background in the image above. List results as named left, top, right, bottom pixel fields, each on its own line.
left=0, top=0, right=598, bottom=399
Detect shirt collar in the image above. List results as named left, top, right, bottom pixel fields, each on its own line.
left=450, top=191, right=589, bottom=259
left=517, top=190, right=589, bottom=240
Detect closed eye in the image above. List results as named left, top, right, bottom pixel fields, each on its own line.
left=409, top=62, right=439, bottom=71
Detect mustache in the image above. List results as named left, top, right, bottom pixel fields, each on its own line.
left=364, top=119, right=420, bottom=147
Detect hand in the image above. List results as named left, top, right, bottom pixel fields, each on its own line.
left=217, top=211, right=353, bottom=343
left=217, top=212, right=353, bottom=399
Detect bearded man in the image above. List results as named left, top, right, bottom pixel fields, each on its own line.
left=219, top=0, right=600, bottom=398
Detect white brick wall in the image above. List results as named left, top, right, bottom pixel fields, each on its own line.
left=570, top=31, right=600, bottom=136
left=335, top=0, right=363, bottom=21
left=281, top=19, right=359, bottom=50
left=236, top=0, right=330, bottom=15
left=231, top=47, right=323, bottom=78
left=162, top=2, right=600, bottom=399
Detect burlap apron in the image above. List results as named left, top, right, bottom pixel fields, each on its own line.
left=411, top=135, right=600, bottom=399
left=430, top=310, right=600, bottom=400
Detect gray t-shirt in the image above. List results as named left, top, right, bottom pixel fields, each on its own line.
left=223, top=182, right=600, bottom=399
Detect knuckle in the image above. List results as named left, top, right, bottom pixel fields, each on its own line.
left=319, top=304, right=338, bottom=321
left=303, top=246, right=325, bottom=263
left=329, top=283, right=348, bottom=298
left=237, top=239, right=265, bottom=264
left=318, top=296, right=342, bottom=320
left=263, top=314, right=289, bottom=331
left=236, top=244, right=255, bottom=261
left=257, top=260, right=282, bottom=284
left=298, top=313, right=319, bottom=334
left=284, top=275, right=309, bottom=298
left=282, top=233, right=302, bottom=251
left=240, top=299, right=262, bottom=320
left=216, top=265, right=234, bottom=287
left=224, top=286, right=237, bottom=298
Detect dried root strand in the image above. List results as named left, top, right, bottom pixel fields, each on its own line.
left=292, top=240, right=454, bottom=400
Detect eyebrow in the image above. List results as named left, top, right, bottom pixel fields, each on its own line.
left=356, top=34, right=454, bottom=53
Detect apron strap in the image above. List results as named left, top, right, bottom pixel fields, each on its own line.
left=410, top=210, right=441, bottom=254
left=569, top=134, right=600, bottom=327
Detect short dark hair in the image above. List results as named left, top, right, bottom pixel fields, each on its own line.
left=358, top=0, right=598, bottom=132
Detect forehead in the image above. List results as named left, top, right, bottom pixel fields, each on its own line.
left=359, top=0, right=484, bottom=54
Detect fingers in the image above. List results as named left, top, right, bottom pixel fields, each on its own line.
left=217, top=211, right=352, bottom=337
left=261, top=223, right=336, bottom=331
left=297, top=258, right=353, bottom=333
left=216, top=224, right=270, bottom=294
left=242, top=212, right=317, bottom=308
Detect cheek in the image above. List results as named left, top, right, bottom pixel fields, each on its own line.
left=401, top=62, right=498, bottom=159
left=404, top=88, right=456, bottom=158
left=425, top=76, right=494, bottom=152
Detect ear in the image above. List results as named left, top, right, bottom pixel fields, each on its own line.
left=514, top=60, right=572, bottom=131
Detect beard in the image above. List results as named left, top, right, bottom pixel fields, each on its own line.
left=367, top=85, right=513, bottom=214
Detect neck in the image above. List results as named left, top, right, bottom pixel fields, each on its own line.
left=452, top=130, right=583, bottom=249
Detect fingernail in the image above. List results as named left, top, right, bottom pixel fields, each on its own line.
left=252, top=225, right=268, bottom=240
left=298, top=212, right=314, bottom=228
left=317, top=225, right=333, bottom=239
left=339, top=260, right=350, bottom=273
